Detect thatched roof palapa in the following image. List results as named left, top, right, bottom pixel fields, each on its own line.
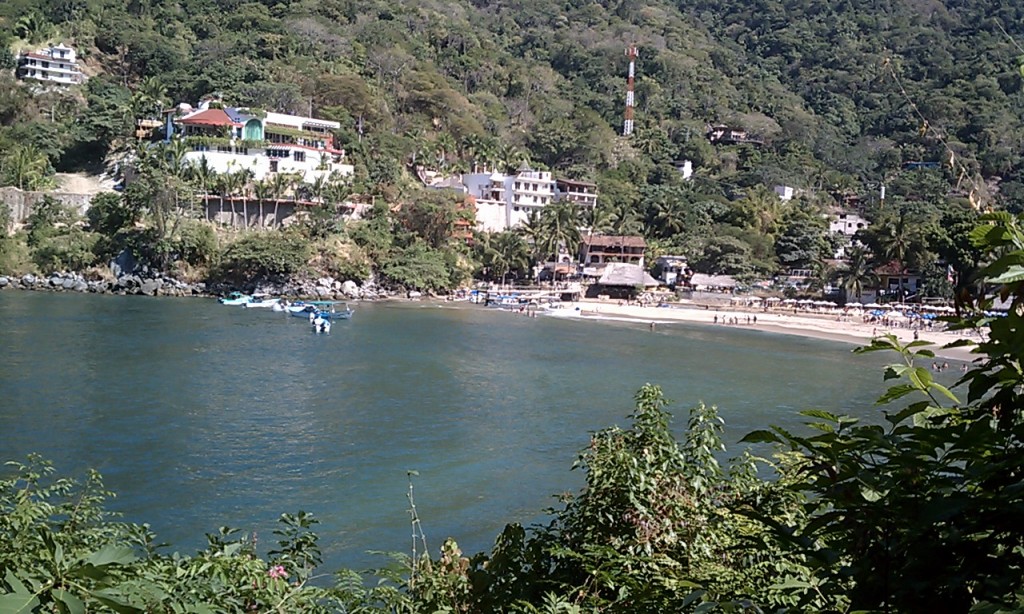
left=596, top=263, right=659, bottom=287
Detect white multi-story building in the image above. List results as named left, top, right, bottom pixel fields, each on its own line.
left=828, top=211, right=870, bottom=258
left=16, top=43, right=84, bottom=85
left=164, top=101, right=353, bottom=183
left=457, top=165, right=553, bottom=232
left=448, top=165, right=597, bottom=232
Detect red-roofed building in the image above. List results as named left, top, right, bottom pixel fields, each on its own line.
left=161, top=100, right=354, bottom=186
left=16, top=43, right=84, bottom=85
left=176, top=108, right=242, bottom=131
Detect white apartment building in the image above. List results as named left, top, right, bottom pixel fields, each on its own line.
left=828, top=211, right=870, bottom=258
left=16, top=43, right=84, bottom=85
left=164, top=101, right=354, bottom=183
left=449, top=165, right=597, bottom=232
left=458, top=165, right=553, bottom=231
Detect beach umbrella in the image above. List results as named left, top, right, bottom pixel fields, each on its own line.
left=781, top=298, right=797, bottom=304
left=764, top=297, right=781, bottom=302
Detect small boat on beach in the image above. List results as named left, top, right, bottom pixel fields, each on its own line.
left=243, top=294, right=280, bottom=308
left=219, top=292, right=252, bottom=305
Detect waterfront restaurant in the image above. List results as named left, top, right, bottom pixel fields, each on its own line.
left=578, top=234, right=646, bottom=267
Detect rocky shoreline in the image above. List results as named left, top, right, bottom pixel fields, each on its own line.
left=0, top=271, right=394, bottom=301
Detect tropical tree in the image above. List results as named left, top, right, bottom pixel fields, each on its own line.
left=475, top=231, right=530, bottom=283
left=268, top=172, right=293, bottom=227
left=252, top=179, right=272, bottom=228
left=132, top=76, right=168, bottom=120
left=539, top=201, right=582, bottom=263
left=186, top=158, right=218, bottom=221
left=837, top=244, right=876, bottom=302
left=516, top=210, right=547, bottom=270
left=1, top=145, right=52, bottom=191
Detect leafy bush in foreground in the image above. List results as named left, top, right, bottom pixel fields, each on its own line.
left=5, top=213, right=1024, bottom=612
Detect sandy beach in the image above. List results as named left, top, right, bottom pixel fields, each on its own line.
left=546, top=299, right=981, bottom=362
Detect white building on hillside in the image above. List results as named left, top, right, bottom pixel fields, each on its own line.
left=828, top=211, right=870, bottom=258
left=164, top=100, right=354, bottom=183
left=16, top=43, right=84, bottom=85
left=459, top=164, right=554, bottom=231
left=436, top=164, right=597, bottom=233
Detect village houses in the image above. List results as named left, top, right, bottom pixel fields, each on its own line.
left=164, top=100, right=355, bottom=184
left=421, top=163, right=599, bottom=233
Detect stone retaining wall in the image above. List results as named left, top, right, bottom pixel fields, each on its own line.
left=0, top=187, right=96, bottom=228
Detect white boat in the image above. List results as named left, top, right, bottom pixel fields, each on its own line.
left=219, top=292, right=252, bottom=305
left=243, top=294, right=280, bottom=308
left=312, top=316, right=332, bottom=334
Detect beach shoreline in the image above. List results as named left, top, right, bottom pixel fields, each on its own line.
left=547, top=299, right=980, bottom=363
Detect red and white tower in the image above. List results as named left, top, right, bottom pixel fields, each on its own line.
left=623, top=46, right=638, bottom=136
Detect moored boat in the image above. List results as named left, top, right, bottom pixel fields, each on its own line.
left=243, top=294, right=280, bottom=308
left=219, top=292, right=252, bottom=305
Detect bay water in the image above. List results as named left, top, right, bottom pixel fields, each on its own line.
left=0, top=291, right=903, bottom=571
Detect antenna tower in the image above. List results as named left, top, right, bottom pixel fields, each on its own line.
left=623, top=46, right=638, bottom=136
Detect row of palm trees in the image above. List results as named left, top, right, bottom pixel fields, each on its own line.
left=406, top=130, right=530, bottom=174
left=135, top=140, right=351, bottom=228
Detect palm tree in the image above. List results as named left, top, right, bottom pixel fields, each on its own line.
left=517, top=210, right=548, bottom=271
left=268, top=172, right=291, bottom=227
left=607, top=202, right=643, bottom=235
left=649, top=198, right=688, bottom=239
left=541, top=202, right=582, bottom=263
left=165, top=139, right=190, bottom=179
left=580, top=204, right=616, bottom=235
left=873, top=211, right=925, bottom=300
left=309, top=175, right=328, bottom=205
left=839, top=245, right=876, bottom=303
left=219, top=170, right=244, bottom=227
left=496, top=143, right=524, bottom=174
left=237, top=167, right=254, bottom=228
left=252, top=179, right=272, bottom=227
left=14, top=13, right=52, bottom=44
left=187, top=158, right=217, bottom=221
left=132, top=76, right=167, bottom=120
left=742, top=185, right=789, bottom=237
left=434, top=133, right=457, bottom=169
left=1, top=145, right=50, bottom=190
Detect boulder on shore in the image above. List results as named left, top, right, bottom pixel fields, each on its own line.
left=140, top=279, right=161, bottom=296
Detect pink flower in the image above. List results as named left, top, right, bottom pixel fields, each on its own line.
left=268, top=565, right=288, bottom=580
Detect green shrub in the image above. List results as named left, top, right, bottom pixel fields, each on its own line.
left=86, top=192, right=138, bottom=236
left=174, top=220, right=217, bottom=266
left=217, top=232, right=310, bottom=281
left=32, top=228, right=100, bottom=272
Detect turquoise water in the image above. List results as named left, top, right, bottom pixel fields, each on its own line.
left=0, top=291, right=907, bottom=571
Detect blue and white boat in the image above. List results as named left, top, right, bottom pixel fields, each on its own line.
left=219, top=292, right=252, bottom=305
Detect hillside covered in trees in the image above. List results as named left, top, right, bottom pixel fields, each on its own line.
left=0, top=0, right=1022, bottom=290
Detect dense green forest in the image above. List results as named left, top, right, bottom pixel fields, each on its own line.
left=0, top=0, right=1022, bottom=290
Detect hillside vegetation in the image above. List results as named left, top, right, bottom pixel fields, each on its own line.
left=0, top=0, right=1021, bottom=290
